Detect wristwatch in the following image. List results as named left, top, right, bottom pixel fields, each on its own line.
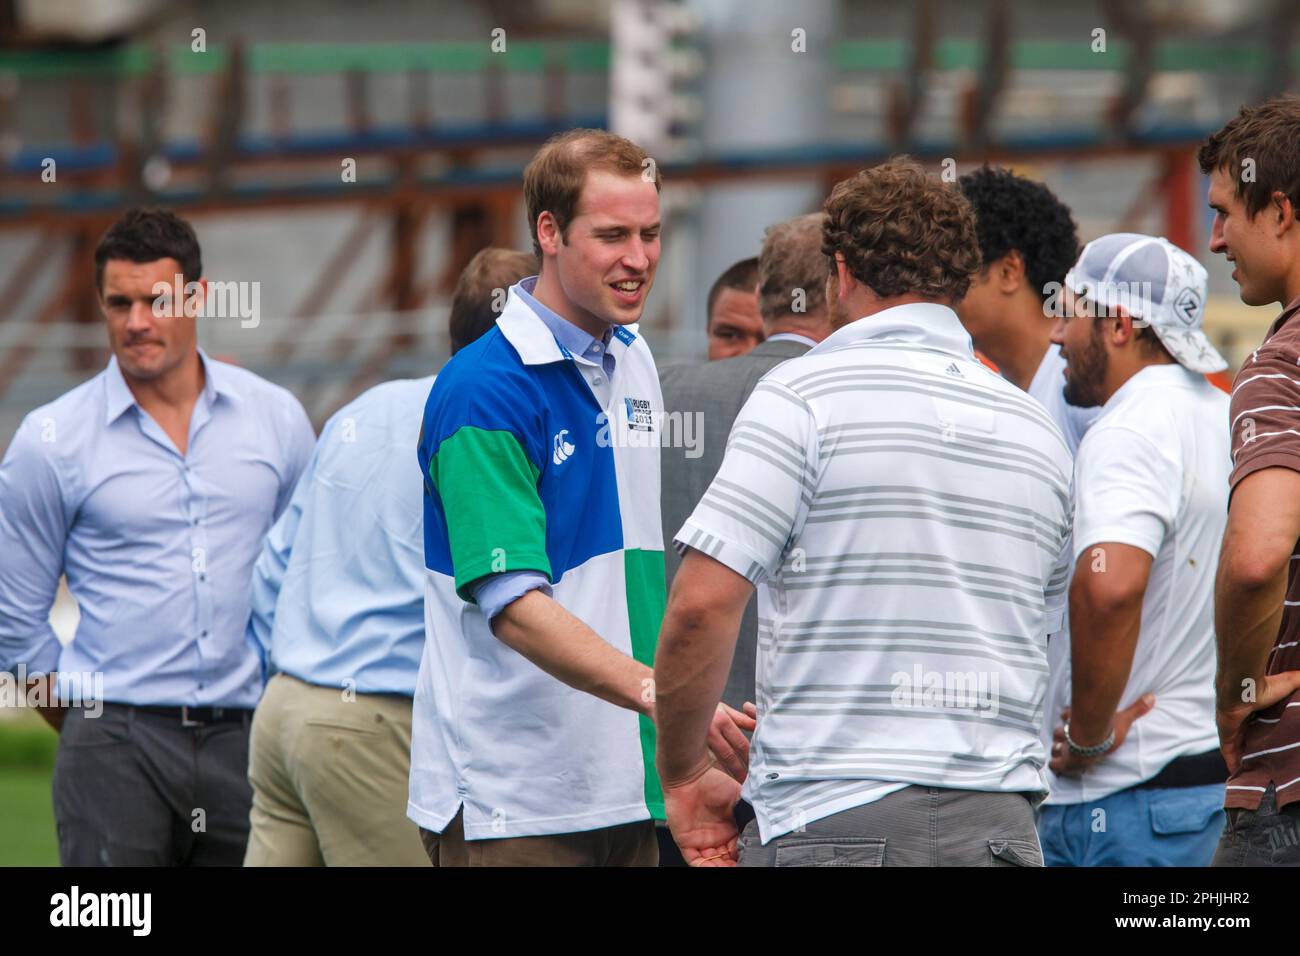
left=1064, top=721, right=1115, bottom=758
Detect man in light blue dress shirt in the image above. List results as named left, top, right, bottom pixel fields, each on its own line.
left=243, top=247, right=537, bottom=866
left=0, top=208, right=314, bottom=866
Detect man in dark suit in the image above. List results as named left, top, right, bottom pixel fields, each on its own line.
left=659, top=212, right=832, bottom=712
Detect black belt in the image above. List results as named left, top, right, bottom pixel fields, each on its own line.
left=125, top=704, right=253, bottom=727
left=1134, top=748, right=1228, bottom=790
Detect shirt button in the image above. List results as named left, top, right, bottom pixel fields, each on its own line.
left=591, top=344, right=602, bottom=353
left=199, top=574, right=207, bottom=582
left=592, top=376, right=603, bottom=385
left=200, top=630, right=209, bottom=638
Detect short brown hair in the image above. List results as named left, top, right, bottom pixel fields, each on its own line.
left=759, top=213, right=828, bottom=322
left=522, top=128, right=661, bottom=258
left=95, top=207, right=202, bottom=293
left=822, top=157, right=980, bottom=302
left=449, top=247, right=539, bottom=353
left=1198, top=96, right=1300, bottom=220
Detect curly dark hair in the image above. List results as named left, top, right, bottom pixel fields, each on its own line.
left=958, top=165, right=1079, bottom=301
left=822, top=157, right=980, bottom=303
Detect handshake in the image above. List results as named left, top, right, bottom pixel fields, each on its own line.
left=662, top=701, right=758, bottom=868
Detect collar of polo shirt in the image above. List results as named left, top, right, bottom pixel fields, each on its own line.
left=808, top=302, right=975, bottom=360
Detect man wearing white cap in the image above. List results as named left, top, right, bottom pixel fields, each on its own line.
left=1038, top=233, right=1231, bottom=866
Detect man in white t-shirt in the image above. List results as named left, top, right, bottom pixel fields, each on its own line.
left=1040, top=233, right=1231, bottom=866
left=957, top=165, right=1101, bottom=452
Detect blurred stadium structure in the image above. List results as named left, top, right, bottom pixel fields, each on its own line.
left=0, top=0, right=1295, bottom=449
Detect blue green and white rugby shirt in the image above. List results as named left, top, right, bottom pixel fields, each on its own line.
left=407, top=282, right=667, bottom=840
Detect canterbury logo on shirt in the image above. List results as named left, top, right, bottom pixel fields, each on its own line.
left=552, top=429, right=575, bottom=465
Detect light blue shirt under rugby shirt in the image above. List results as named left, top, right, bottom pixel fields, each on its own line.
left=0, top=350, right=314, bottom=708
left=514, top=275, right=616, bottom=377
left=248, top=377, right=435, bottom=695
left=472, top=276, right=618, bottom=621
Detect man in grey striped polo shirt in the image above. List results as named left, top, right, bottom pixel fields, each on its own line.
left=653, top=158, right=1073, bottom=867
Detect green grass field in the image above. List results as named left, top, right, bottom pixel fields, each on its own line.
left=0, top=712, right=59, bottom=866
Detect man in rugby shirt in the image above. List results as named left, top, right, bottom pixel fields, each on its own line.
left=1203, top=97, right=1300, bottom=866
left=409, top=129, right=754, bottom=866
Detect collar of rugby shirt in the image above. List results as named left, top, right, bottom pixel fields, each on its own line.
left=807, top=301, right=975, bottom=360
left=104, top=348, right=240, bottom=426
left=511, top=275, right=617, bottom=371
left=498, top=276, right=634, bottom=369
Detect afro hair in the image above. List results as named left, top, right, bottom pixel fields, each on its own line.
left=958, top=165, right=1079, bottom=301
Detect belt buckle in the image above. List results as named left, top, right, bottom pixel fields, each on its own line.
left=180, top=705, right=204, bottom=728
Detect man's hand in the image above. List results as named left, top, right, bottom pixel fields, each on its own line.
left=1217, top=671, right=1300, bottom=773
left=663, top=761, right=744, bottom=867
left=1214, top=467, right=1300, bottom=769
left=654, top=549, right=754, bottom=787
left=491, top=588, right=658, bottom=717
left=29, top=672, right=65, bottom=733
left=1049, top=693, right=1154, bottom=777
left=706, top=702, right=757, bottom=782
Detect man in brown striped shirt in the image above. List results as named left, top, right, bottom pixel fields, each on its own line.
left=1203, top=97, right=1300, bottom=866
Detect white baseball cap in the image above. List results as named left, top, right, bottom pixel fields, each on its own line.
left=1063, top=232, right=1227, bottom=374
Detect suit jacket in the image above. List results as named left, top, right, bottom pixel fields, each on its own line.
left=658, top=337, right=814, bottom=710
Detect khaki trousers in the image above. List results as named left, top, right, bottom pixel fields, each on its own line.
left=421, top=808, right=658, bottom=867
left=244, top=673, right=430, bottom=866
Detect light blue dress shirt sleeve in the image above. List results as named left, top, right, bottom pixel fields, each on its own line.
left=0, top=415, right=69, bottom=675
left=472, top=571, right=553, bottom=626
left=275, top=399, right=318, bottom=521
left=246, top=419, right=328, bottom=679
